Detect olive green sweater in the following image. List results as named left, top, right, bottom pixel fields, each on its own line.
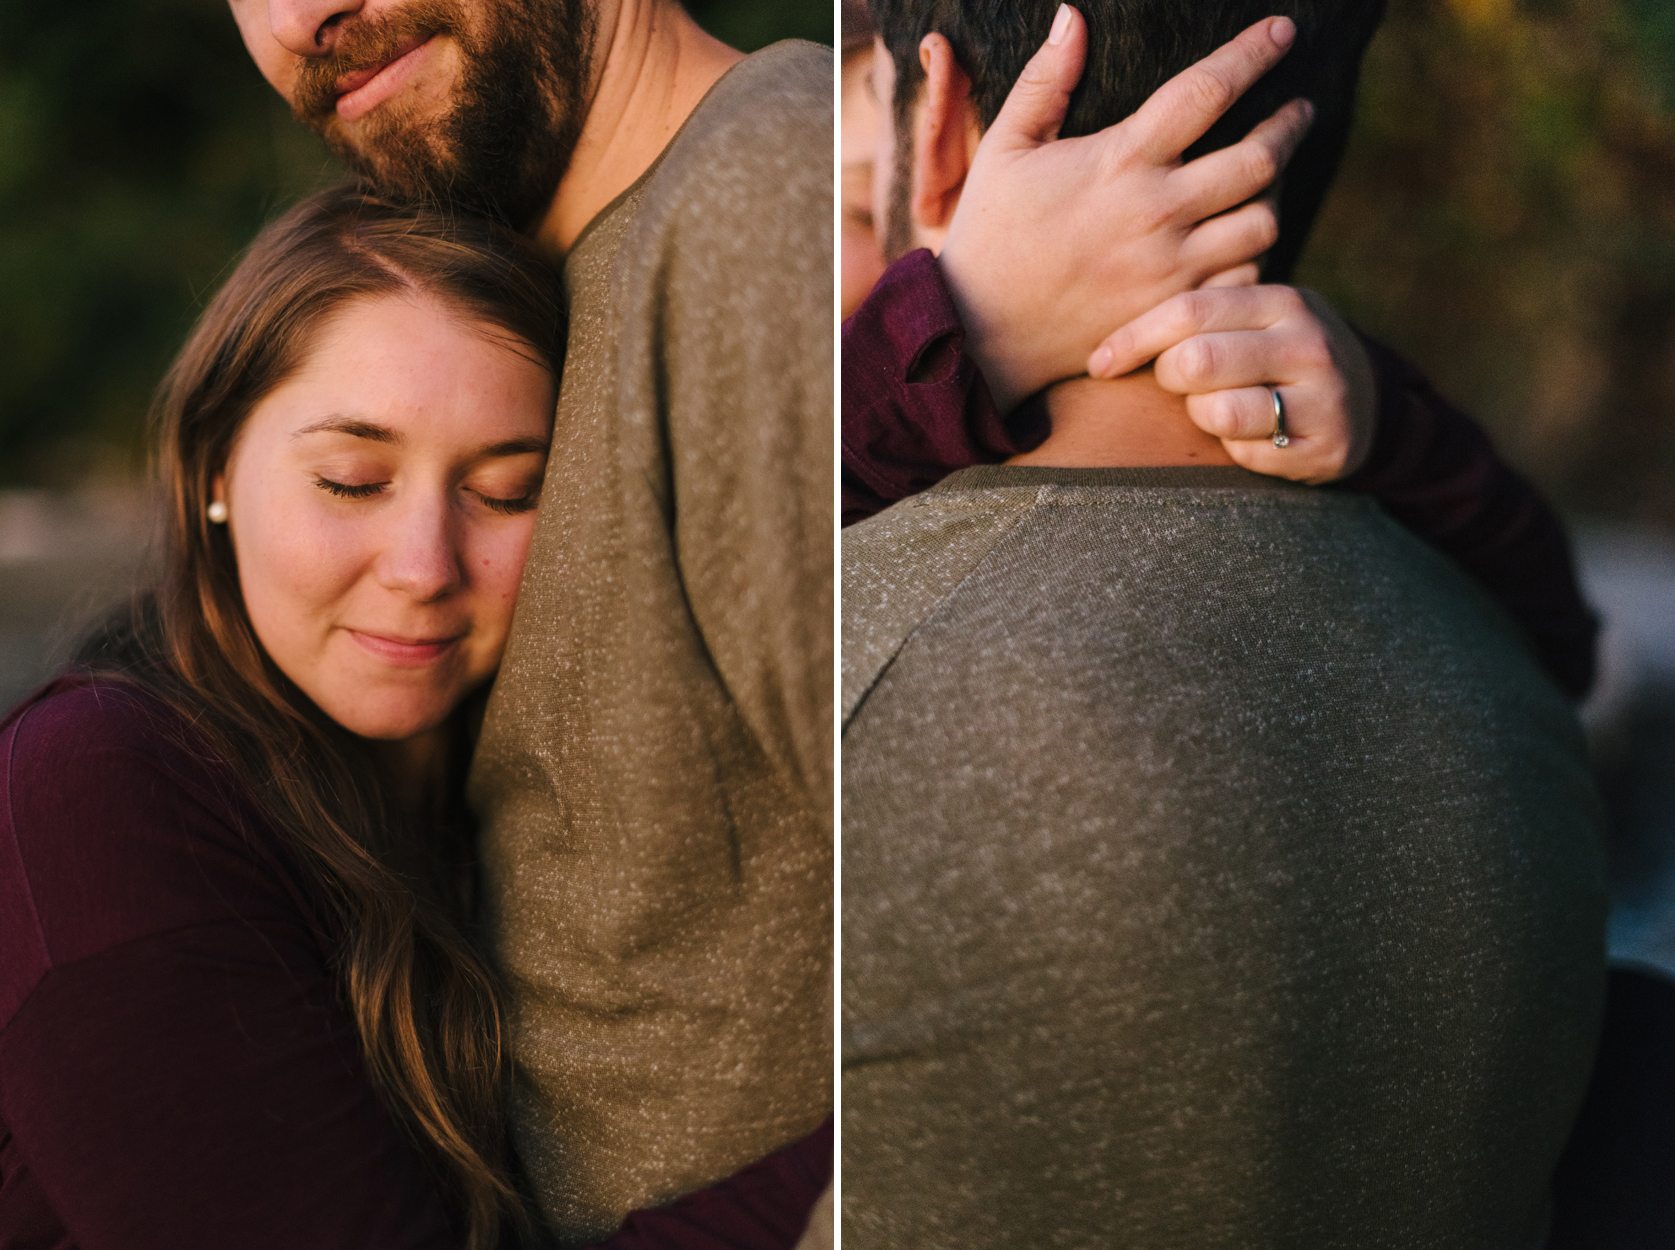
left=843, top=466, right=1605, bottom=1249
left=467, top=43, right=833, bottom=1243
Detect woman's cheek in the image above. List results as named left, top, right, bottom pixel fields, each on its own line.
left=284, top=490, right=370, bottom=593
left=473, top=514, right=539, bottom=647
left=234, top=478, right=372, bottom=661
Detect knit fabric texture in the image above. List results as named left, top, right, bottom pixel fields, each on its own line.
left=467, top=42, right=834, bottom=1244
left=842, top=465, right=1606, bottom=1249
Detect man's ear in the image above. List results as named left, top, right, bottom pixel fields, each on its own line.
left=910, top=33, right=982, bottom=247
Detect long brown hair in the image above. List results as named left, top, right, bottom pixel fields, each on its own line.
left=81, top=184, right=565, bottom=1248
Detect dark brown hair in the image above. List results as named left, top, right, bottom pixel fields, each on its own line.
left=81, top=183, right=565, bottom=1248
left=843, top=0, right=878, bottom=54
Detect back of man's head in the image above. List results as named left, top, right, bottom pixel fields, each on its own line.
left=870, top=0, right=1387, bottom=279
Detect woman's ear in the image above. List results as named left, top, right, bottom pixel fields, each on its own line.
left=910, top=33, right=983, bottom=246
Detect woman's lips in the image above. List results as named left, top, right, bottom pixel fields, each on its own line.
left=347, top=628, right=463, bottom=666
left=334, top=34, right=437, bottom=124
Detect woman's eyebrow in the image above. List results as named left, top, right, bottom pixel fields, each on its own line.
left=293, top=416, right=400, bottom=443
left=289, top=420, right=548, bottom=457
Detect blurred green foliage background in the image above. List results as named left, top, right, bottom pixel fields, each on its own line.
left=0, top=0, right=830, bottom=488
left=1294, top=0, right=1675, bottom=526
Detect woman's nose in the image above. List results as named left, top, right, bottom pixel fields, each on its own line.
left=266, top=0, right=363, bottom=57
left=374, top=495, right=463, bottom=603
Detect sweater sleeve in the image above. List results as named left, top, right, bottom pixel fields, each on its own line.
left=601, top=1122, right=831, bottom=1250
left=0, top=685, right=460, bottom=1250
left=839, top=252, right=1598, bottom=698
left=840, top=249, right=1043, bottom=527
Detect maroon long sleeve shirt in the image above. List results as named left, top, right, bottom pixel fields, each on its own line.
left=0, top=677, right=828, bottom=1250
left=842, top=249, right=1597, bottom=700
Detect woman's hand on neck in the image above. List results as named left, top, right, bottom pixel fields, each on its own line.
left=1006, top=369, right=1237, bottom=468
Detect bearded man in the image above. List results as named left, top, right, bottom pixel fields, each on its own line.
left=225, top=0, right=833, bottom=1243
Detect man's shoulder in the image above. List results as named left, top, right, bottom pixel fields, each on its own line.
left=842, top=468, right=1576, bottom=720
left=637, top=41, right=832, bottom=248
left=665, top=41, right=832, bottom=171
left=708, top=40, right=832, bottom=111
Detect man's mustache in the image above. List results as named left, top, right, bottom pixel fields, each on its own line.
left=291, top=0, right=463, bottom=126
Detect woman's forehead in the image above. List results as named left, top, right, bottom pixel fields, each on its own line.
left=243, top=294, right=555, bottom=453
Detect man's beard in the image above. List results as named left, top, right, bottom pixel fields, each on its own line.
left=292, top=0, right=594, bottom=230
left=881, top=100, right=916, bottom=262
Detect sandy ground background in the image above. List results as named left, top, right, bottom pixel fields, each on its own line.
left=1575, top=524, right=1675, bottom=976
left=0, top=486, right=152, bottom=712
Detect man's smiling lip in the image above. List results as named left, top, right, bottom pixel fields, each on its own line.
left=334, top=34, right=437, bottom=124
left=347, top=628, right=464, bottom=665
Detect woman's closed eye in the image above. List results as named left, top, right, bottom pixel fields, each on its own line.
left=315, top=476, right=387, bottom=500
left=311, top=476, right=539, bottom=514
left=466, top=459, right=546, bottom=515
left=473, top=488, right=539, bottom=515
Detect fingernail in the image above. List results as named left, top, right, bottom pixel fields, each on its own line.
left=1270, top=16, right=1296, bottom=48
left=1089, top=346, right=1112, bottom=376
left=1049, top=4, right=1072, bottom=45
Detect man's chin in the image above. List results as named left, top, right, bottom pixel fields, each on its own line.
left=317, top=116, right=456, bottom=204
left=287, top=0, right=589, bottom=230
left=326, top=138, right=560, bottom=231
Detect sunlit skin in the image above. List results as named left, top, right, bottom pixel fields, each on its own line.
left=869, top=13, right=1375, bottom=478
left=1008, top=371, right=1235, bottom=467
left=225, top=0, right=741, bottom=256
left=841, top=43, right=887, bottom=319
left=855, top=28, right=1225, bottom=464
left=214, top=294, right=554, bottom=790
left=864, top=32, right=1231, bottom=468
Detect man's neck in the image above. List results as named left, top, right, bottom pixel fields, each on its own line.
left=534, top=0, right=744, bottom=256
left=1006, top=371, right=1236, bottom=469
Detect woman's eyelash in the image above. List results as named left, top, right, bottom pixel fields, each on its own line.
left=315, top=477, right=385, bottom=499
left=312, top=477, right=536, bottom=514
left=478, top=492, right=538, bottom=516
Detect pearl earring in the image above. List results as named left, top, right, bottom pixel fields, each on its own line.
left=207, top=500, right=229, bottom=524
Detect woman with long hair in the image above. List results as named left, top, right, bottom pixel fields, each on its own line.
left=0, top=185, right=825, bottom=1250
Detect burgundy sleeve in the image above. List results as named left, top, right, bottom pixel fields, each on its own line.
left=1339, top=335, right=1598, bottom=700
left=840, top=249, right=1044, bottom=526
left=0, top=686, right=459, bottom=1250
left=839, top=253, right=1597, bottom=699
left=599, top=1121, right=831, bottom=1250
